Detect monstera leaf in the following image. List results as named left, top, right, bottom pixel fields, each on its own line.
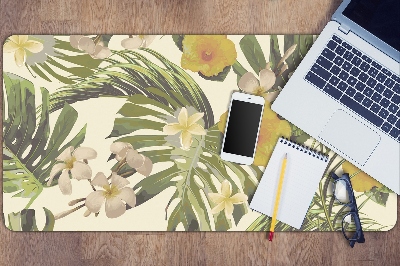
left=47, top=48, right=215, bottom=128
left=3, top=72, right=86, bottom=208
left=108, top=88, right=262, bottom=231
left=7, top=208, right=55, bottom=231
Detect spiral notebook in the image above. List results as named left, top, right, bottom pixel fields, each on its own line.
left=250, top=137, right=329, bottom=229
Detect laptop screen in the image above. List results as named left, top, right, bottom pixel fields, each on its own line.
left=343, top=0, right=400, bottom=52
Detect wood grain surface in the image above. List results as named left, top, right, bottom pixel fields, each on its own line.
left=1, top=0, right=399, bottom=265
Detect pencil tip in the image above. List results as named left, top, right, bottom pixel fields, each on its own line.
left=284, top=153, right=287, bottom=159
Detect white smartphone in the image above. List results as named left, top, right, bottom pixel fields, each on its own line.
left=220, top=92, right=265, bottom=165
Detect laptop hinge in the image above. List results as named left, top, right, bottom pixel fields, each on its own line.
left=338, top=24, right=350, bottom=34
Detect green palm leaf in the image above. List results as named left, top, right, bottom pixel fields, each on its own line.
left=47, top=48, right=215, bottom=128
left=109, top=89, right=262, bottom=231
left=3, top=72, right=86, bottom=208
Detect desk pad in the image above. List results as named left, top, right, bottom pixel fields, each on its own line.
left=3, top=35, right=396, bottom=231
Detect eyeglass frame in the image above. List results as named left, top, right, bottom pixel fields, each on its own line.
left=331, top=172, right=365, bottom=248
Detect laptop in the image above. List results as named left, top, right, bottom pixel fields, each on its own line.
left=272, top=0, right=400, bottom=194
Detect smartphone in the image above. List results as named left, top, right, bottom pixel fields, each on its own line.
left=220, top=92, right=265, bottom=165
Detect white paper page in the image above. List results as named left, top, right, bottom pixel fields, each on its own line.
left=250, top=138, right=328, bottom=229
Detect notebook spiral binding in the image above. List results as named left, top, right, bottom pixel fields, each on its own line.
left=279, top=137, right=329, bottom=162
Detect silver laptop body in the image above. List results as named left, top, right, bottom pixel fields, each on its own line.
left=272, top=0, right=400, bottom=194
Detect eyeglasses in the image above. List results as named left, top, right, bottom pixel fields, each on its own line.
left=331, top=172, right=365, bottom=248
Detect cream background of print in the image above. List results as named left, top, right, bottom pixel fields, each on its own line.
left=3, top=35, right=396, bottom=231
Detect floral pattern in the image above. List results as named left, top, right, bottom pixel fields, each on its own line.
left=2, top=34, right=396, bottom=232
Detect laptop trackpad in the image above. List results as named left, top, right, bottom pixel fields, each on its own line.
left=318, top=110, right=380, bottom=165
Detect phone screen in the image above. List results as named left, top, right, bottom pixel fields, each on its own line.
left=223, top=100, right=263, bottom=157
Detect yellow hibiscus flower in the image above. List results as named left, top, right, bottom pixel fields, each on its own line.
left=218, top=102, right=291, bottom=167
left=181, top=35, right=237, bottom=77
left=342, top=161, right=383, bottom=192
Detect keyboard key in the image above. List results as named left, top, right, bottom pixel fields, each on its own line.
left=393, top=76, right=400, bottom=83
left=384, top=78, right=395, bottom=88
left=354, top=92, right=364, bottom=102
left=340, top=95, right=384, bottom=127
left=343, top=51, right=354, bottom=61
left=338, top=81, right=348, bottom=91
left=322, top=48, right=335, bottom=60
left=377, top=73, right=387, bottom=83
left=317, top=56, right=333, bottom=70
left=371, top=103, right=381, bottom=113
left=364, top=87, right=373, bottom=97
left=346, top=87, right=356, bottom=97
left=388, top=104, right=399, bottom=114
left=335, top=46, right=346, bottom=56
left=374, top=83, right=385, bottom=93
left=389, top=127, right=400, bottom=139
left=380, top=98, right=390, bottom=108
left=324, top=84, right=342, bottom=100
left=311, top=64, right=331, bottom=80
left=381, top=68, right=391, bottom=75
left=359, top=73, right=368, bottom=82
left=333, top=56, right=344, bottom=66
left=387, top=114, right=397, bottom=124
left=371, top=61, right=382, bottom=70
left=339, top=71, right=349, bottom=81
left=362, top=55, right=372, bottom=63
left=368, top=67, right=379, bottom=78
left=360, top=62, right=370, bottom=72
left=342, top=62, right=352, bottom=72
left=342, top=41, right=352, bottom=50
left=352, top=48, right=361, bottom=57
left=396, top=119, right=400, bottom=129
left=393, top=84, right=400, bottom=94
left=391, top=94, right=399, bottom=104
left=332, top=35, right=342, bottom=43
left=330, top=65, right=341, bottom=75
left=366, top=78, right=377, bottom=87
left=305, top=72, right=325, bottom=90
left=355, top=81, right=365, bottom=91
left=378, top=108, right=389, bottom=119
left=347, top=76, right=357, bottom=86
left=351, top=56, right=362, bottom=66
left=383, top=89, right=394, bottom=99
left=372, top=92, right=382, bottom=102
left=381, top=123, right=392, bottom=133
left=362, top=98, right=373, bottom=108
left=329, top=76, right=340, bottom=86
left=350, top=67, right=361, bottom=77
left=327, top=40, right=338, bottom=50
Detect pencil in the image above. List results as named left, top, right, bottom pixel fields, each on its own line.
left=269, top=153, right=288, bottom=241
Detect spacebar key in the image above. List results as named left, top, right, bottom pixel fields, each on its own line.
left=340, top=95, right=384, bottom=127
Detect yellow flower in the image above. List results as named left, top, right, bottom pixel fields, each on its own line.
left=238, top=69, right=279, bottom=102
left=181, top=35, right=237, bottom=77
left=218, top=102, right=291, bottom=167
left=163, top=107, right=206, bottom=150
left=342, top=161, right=383, bottom=192
left=3, top=35, right=44, bottom=67
left=208, top=180, right=248, bottom=218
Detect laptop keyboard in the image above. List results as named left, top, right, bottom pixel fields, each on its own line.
left=304, top=34, right=400, bottom=142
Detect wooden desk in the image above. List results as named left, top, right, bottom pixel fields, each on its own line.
left=1, top=0, right=398, bottom=264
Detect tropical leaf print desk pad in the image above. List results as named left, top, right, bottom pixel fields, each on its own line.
left=2, top=35, right=396, bottom=231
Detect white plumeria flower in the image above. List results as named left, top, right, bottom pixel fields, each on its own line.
left=47, top=146, right=97, bottom=195
left=3, top=35, right=44, bottom=67
left=208, top=180, right=248, bottom=218
left=238, top=69, right=279, bottom=102
left=110, top=142, right=153, bottom=176
left=69, top=35, right=111, bottom=59
left=121, top=35, right=156, bottom=50
left=85, top=172, right=136, bottom=218
left=163, top=107, right=206, bottom=150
